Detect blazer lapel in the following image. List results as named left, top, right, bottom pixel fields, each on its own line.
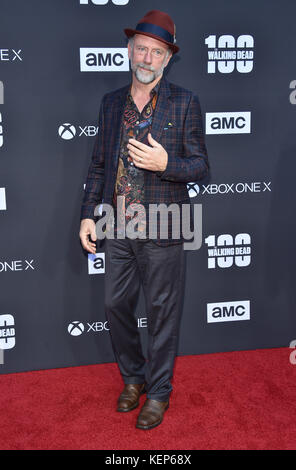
left=150, top=76, right=171, bottom=143
left=110, top=85, right=129, bottom=169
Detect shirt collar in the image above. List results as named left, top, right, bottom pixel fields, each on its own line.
left=127, top=77, right=161, bottom=103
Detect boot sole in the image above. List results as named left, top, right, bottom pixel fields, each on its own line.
left=117, top=401, right=140, bottom=412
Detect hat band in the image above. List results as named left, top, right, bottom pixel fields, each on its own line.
left=135, top=22, right=174, bottom=45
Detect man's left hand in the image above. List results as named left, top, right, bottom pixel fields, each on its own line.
left=127, top=133, right=168, bottom=172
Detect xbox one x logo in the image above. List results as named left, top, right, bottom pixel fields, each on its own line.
left=68, top=321, right=85, bottom=336
left=187, top=182, right=200, bottom=198
left=58, top=123, right=98, bottom=140
left=58, top=123, right=76, bottom=140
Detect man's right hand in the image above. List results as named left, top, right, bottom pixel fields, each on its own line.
left=79, top=218, right=97, bottom=254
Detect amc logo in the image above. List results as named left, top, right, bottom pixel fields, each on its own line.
left=207, top=300, right=250, bottom=323
left=0, top=188, right=6, bottom=210
left=206, top=112, right=251, bottom=134
left=88, top=252, right=105, bottom=275
left=80, top=48, right=129, bottom=72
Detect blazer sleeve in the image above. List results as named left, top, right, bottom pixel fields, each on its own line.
left=156, top=93, right=209, bottom=183
left=80, top=96, right=106, bottom=221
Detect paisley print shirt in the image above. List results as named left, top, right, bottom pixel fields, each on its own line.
left=110, top=81, right=160, bottom=239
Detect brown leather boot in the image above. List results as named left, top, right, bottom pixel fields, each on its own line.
left=136, top=398, right=169, bottom=430
left=117, top=383, right=146, bottom=412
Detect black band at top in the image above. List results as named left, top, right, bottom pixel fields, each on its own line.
left=135, top=22, right=174, bottom=45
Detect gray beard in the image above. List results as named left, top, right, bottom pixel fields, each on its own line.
left=130, top=60, right=165, bottom=84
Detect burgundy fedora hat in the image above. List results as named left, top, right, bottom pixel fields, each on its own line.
left=124, top=10, right=179, bottom=54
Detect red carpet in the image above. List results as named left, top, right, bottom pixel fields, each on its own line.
left=1, top=348, right=296, bottom=450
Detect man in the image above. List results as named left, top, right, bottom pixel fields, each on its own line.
left=79, top=10, right=209, bottom=430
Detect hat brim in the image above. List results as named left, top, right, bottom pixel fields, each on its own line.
left=124, top=28, right=179, bottom=54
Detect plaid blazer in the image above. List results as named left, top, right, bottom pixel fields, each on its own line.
left=80, top=76, right=209, bottom=247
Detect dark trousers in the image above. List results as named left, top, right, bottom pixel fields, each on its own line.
left=104, top=237, right=185, bottom=402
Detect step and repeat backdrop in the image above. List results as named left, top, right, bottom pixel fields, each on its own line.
left=1, top=0, right=296, bottom=373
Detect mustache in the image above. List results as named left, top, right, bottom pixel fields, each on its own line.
left=136, top=63, right=155, bottom=72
